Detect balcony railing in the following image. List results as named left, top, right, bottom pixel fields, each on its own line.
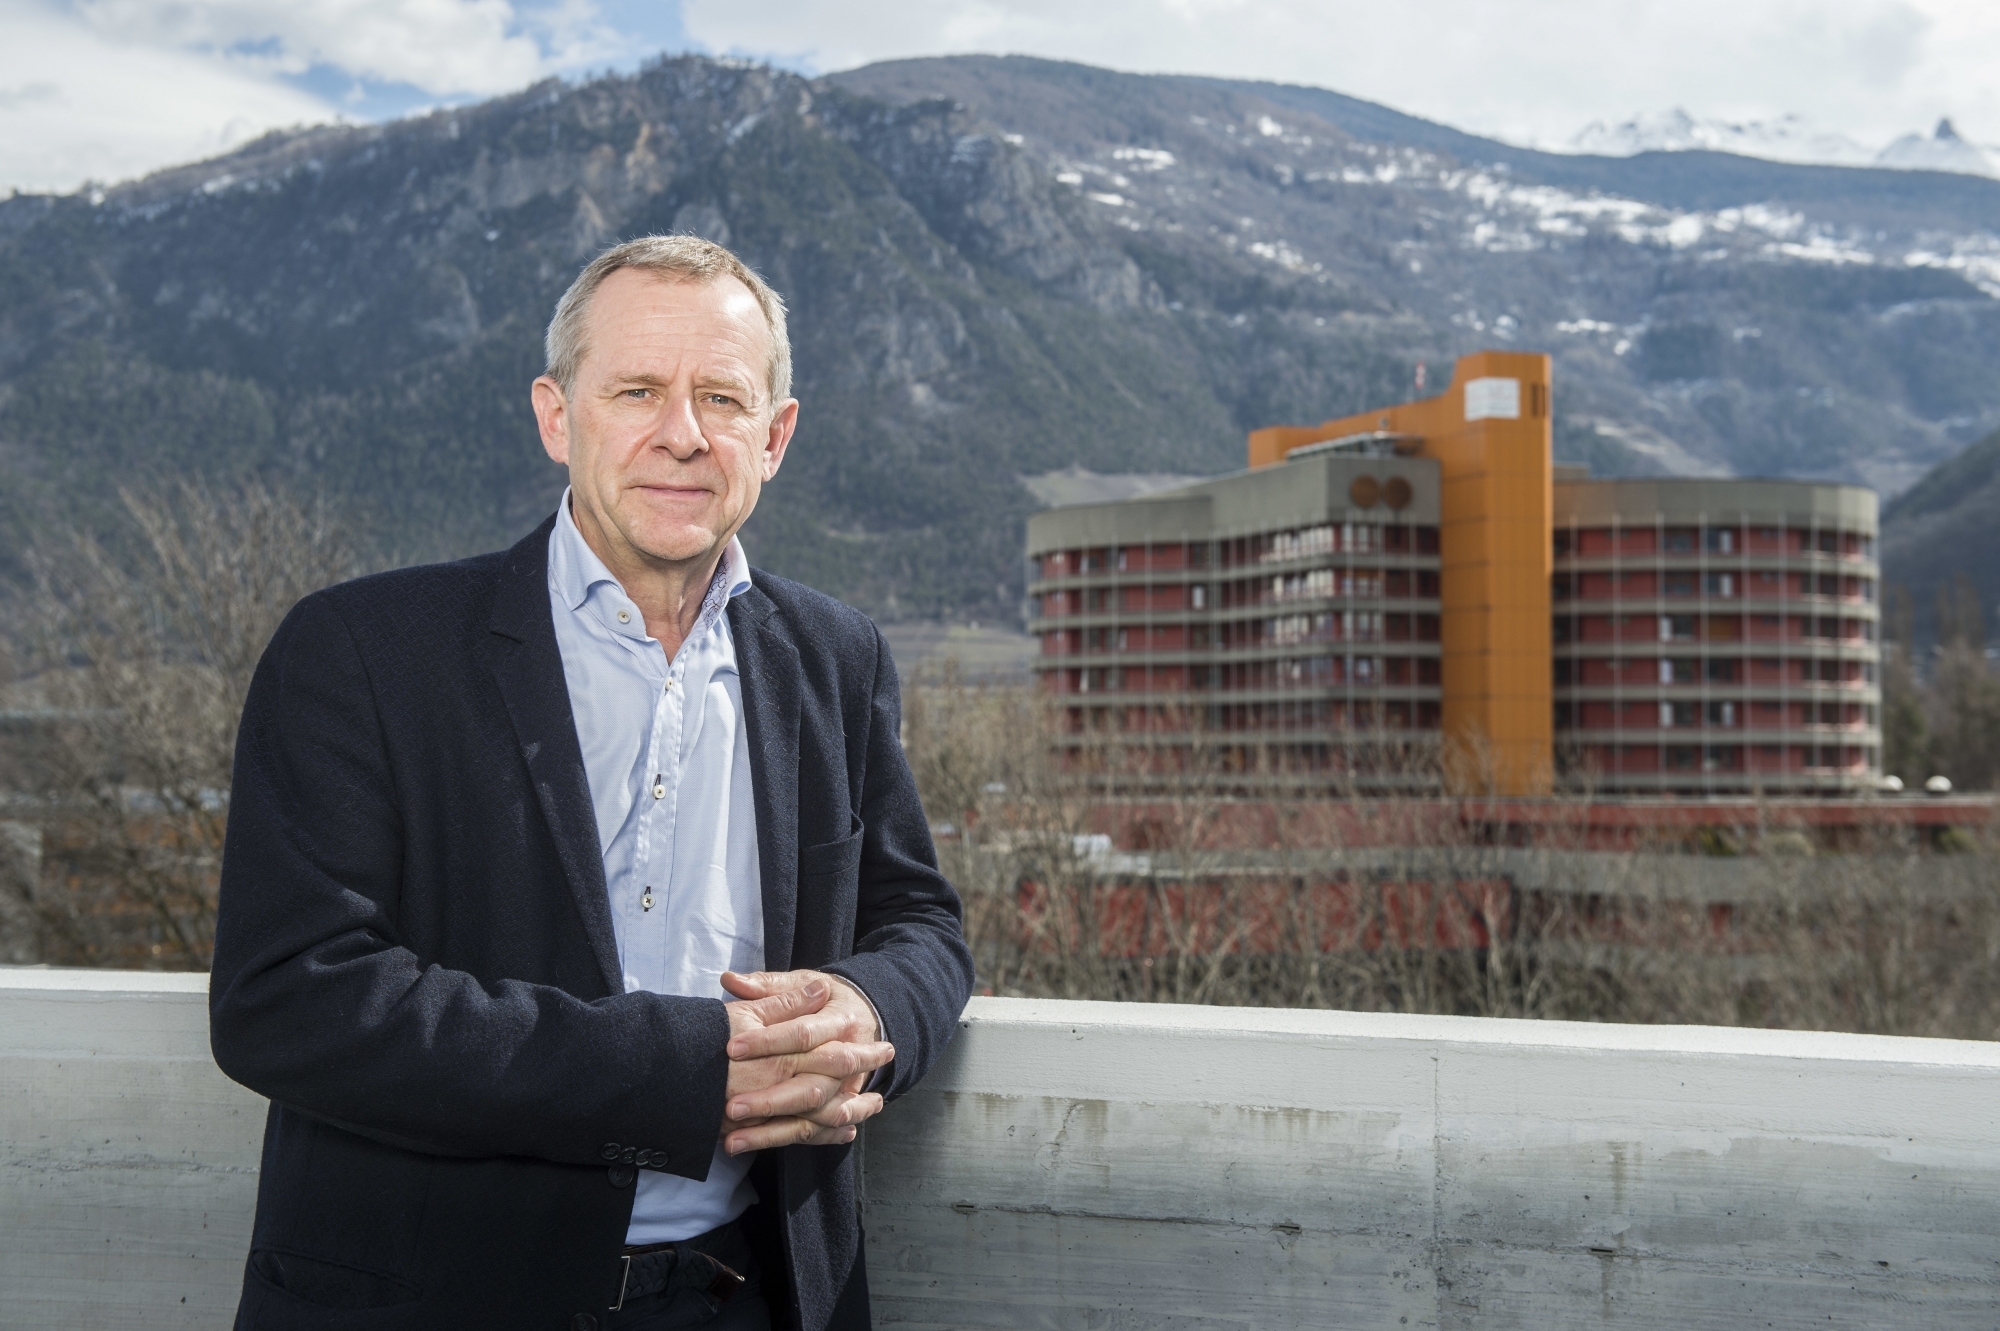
left=6, top=970, right=1999, bottom=1328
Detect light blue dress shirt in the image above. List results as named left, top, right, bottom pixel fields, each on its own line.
left=547, top=493, right=763, bottom=1244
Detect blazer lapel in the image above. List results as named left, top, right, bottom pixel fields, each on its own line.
left=730, top=587, right=800, bottom=974
left=484, top=517, right=624, bottom=997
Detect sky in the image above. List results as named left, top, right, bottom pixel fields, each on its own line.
left=4, top=0, right=1999, bottom=195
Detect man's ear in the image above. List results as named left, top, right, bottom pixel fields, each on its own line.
left=532, top=375, right=571, bottom=465
left=761, top=399, right=800, bottom=482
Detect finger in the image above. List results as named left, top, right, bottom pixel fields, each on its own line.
left=724, top=1041, right=891, bottom=1104
left=800, top=1091, right=883, bottom=1130
left=727, top=1043, right=892, bottom=1116
left=728, top=1095, right=876, bottom=1151
left=785, top=1039, right=893, bottom=1079
left=720, top=971, right=764, bottom=999
left=725, top=1115, right=861, bottom=1155
left=725, top=980, right=828, bottom=1045
left=728, top=1006, right=853, bottom=1060
left=721, top=968, right=823, bottom=999
left=727, top=1071, right=841, bottom=1122
left=721, top=970, right=786, bottom=1000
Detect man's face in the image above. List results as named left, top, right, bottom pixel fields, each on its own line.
left=532, top=268, right=796, bottom=574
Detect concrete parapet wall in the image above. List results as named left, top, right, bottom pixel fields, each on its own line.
left=5, top=970, right=1999, bottom=1328
left=1, top=969, right=263, bottom=1329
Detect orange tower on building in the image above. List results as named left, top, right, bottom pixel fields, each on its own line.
left=1249, top=352, right=1555, bottom=793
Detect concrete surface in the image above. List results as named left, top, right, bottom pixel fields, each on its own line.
left=5, top=970, right=2000, bottom=1328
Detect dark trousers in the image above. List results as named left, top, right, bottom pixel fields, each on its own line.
left=604, top=1222, right=771, bottom=1331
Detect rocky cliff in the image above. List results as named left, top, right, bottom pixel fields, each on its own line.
left=1, top=54, right=1994, bottom=621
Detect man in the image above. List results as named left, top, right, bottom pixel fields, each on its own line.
left=210, top=235, right=974, bottom=1331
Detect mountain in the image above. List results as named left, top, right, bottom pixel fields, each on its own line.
left=1876, top=120, right=2000, bottom=179
left=1570, top=109, right=1878, bottom=168
left=1568, top=110, right=2000, bottom=178
left=1881, top=424, right=2000, bottom=643
left=0, top=53, right=1997, bottom=624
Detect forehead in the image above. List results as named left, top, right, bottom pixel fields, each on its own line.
left=581, top=268, right=770, bottom=375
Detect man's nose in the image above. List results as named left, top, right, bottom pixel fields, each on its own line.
left=653, top=391, right=709, bottom=460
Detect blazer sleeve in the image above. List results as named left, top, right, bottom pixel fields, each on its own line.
left=822, top=624, right=976, bottom=1102
left=209, top=592, right=729, bottom=1182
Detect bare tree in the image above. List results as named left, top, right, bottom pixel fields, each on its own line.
left=903, top=669, right=2000, bottom=1041
left=1, top=482, right=358, bottom=968
left=1927, top=575, right=2000, bottom=792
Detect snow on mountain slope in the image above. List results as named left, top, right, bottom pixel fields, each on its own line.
left=1876, top=120, right=1999, bottom=178
left=1570, top=109, right=1876, bottom=167
left=1569, top=108, right=1998, bottom=179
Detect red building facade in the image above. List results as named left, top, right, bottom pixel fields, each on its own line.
left=1551, top=474, right=1881, bottom=794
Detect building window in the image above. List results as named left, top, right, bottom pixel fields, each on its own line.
left=1704, top=573, right=1735, bottom=597
left=1705, top=528, right=1736, bottom=553
left=1190, top=584, right=1206, bottom=610
left=1665, top=575, right=1695, bottom=597
left=1665, top=529, right=1696, bottom=553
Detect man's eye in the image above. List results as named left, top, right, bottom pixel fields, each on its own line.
left=624, top=389, right=650, bottom=400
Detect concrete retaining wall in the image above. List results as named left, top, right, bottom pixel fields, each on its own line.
left=5, top=969, right=1999, bottom=1328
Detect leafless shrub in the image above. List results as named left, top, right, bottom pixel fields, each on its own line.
left=907, top=671, right=2000, bottom=1040
left=1885, top=575, right=2000, bottom=791
left=0, top=482, right=358, bottom=968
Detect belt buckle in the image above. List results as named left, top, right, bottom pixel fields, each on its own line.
left=610, top=1254, right=632, bottom=1313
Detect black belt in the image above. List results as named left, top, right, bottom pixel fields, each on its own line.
left=611, top=1228, right=747, bottom=1313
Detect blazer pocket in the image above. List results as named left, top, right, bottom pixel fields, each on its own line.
left=242, top=1249, right=423, bottom=1329
left=797, top=827, right=864, bottom=881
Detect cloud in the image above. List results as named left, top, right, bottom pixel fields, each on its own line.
left=679, top=0, right=2000, bottom=148
left=73, top=0, right=550, bottom=96
left=8, top=0, right=2000, bottom=196
left=0, top=0, right=675, bottom=193
left=0, top=1, right=334, bottom=193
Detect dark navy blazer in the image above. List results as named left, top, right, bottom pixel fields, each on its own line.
left=210, top=515, right=974, bottom=1331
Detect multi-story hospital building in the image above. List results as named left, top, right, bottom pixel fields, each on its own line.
left=1024, top=352, right=1880, bottom=797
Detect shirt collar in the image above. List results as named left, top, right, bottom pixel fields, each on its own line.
left=549, top=489, right=753, bottom=626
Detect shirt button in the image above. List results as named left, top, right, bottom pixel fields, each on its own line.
left=616, top=610, right=631, bottom=624
left=652, top=783, right=665, bottom=800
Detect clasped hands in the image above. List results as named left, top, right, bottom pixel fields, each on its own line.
left=718, top=969, right=892, bottom=1156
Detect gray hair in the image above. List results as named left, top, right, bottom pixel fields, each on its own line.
left=544, top=234, right=792, bottom=405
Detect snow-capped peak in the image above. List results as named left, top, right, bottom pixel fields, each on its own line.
left=1567, top=109, right=1998, bottom=179
left=1570, top=109, right=1875, bottom=167
left=1875, top=119, right=1998, bottom=178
